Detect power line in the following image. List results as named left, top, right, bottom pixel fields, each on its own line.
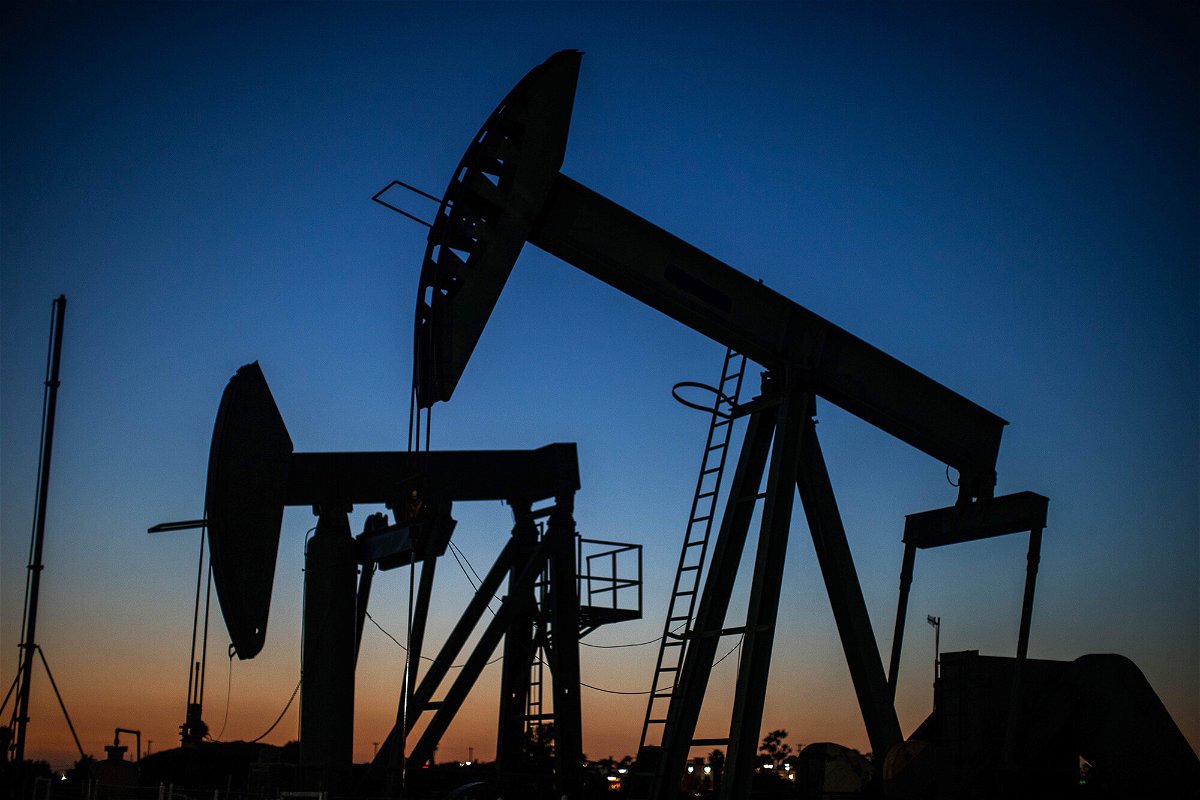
left=365, top=610, right=502, bottom=668
left=578, top=638, right=744, bottom=695
left=580, top=623, right=686, bottom=649
left=249, top=679, right=301, bottom=744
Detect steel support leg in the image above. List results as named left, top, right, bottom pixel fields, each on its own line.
left=497, top=501, right=541, bottom=771
left=650, top=403, right=777, bottom=800
left=887, top=541, right=917, bottom=698
left=720, top=386, right=809, bottom=799
left=795, top=413, right=902, bottom=760
left=407, top=554, right=438, bottom=695
left=300, top=507, right=357, bottom=791
left=548, top=493, right=584, bottom=795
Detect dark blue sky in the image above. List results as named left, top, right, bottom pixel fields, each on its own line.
left=2, top=1, right=1196, bottom=767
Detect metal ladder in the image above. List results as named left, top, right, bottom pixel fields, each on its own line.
left=638, top=348, right=747, bottom=751
left=526, top=537, right=551, bottom=735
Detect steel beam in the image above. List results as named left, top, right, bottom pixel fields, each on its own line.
left=527, top=176, right=1005, bottom=500
left=286, top=444, right=580, bottom=505
left=497, top=502, right=541, bottom=771
left=407, top=553, right=439, bottom=705
left=720, top=385, right=809, bottom=798
left=547, top=495, right=583, bottom=793
left=887, top=541, right=917, bottom=697
left=903, top=492, right=1049, bottom=549
left=795, top=413, right=902, bottom=759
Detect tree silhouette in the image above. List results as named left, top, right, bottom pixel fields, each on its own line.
left=758, top=729, right=793, bottom=769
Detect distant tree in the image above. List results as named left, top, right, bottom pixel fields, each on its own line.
left=758, top=729, right=793, bottom=769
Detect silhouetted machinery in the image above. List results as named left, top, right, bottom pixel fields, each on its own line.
left=407, top=50, right=1199, bottom=797
left=204, top=362, right=642, bottom=795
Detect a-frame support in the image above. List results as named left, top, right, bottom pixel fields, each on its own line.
left=367, top=494, right=584, bottom=798
left=649, top=375, right=901, bottom=800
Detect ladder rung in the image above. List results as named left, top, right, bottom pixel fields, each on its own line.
left=701, top=466, right=721, bottom=475
left=689, top=515, right=711, bottom=524
left=656, top=665, right=679, bottom=674
left=684, top=539, right=707, bottom=548
left=692, top=737, right=729, bottom=746
left=680, top=565, right=701, bottom=572
left=738, top=491, right=767, bottom=503
left=647, top=718, right=669, bottom=724
left=697, top=491, right=717, bottom=499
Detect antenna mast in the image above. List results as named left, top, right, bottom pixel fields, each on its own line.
left=13, top=294, right=67, bottom=762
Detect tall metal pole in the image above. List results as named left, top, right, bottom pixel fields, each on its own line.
left=15, top=295, right=66, bottom=762
left=927, top=615, right=940, bottom=687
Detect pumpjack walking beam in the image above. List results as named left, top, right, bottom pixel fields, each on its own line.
left=412, top=52, right=1006, bottom=505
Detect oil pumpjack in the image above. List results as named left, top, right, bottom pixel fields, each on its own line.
left=405, top=50, right=1199, bottom=798
left=201, top=361, right=641, bottom=796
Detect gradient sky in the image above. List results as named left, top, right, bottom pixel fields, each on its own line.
left=2, top=0, right=1196, bottom=772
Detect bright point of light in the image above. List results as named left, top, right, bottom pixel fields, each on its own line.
left=703, top=765, right=712, bottom=774
left=687, top=764, right=694, bottom=773
left=617, top=768, right=627, bottom=774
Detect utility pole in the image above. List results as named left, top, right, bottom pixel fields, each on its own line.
left=14, top=295, right=67, bottom=762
